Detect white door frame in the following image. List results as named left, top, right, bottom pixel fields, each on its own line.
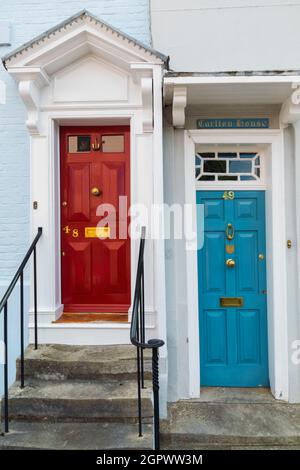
left=184, top=129, right=289, bottom=401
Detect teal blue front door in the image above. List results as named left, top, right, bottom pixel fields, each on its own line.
left=197, top=190, right=269, bottom=387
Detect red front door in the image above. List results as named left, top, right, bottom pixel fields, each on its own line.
left=60, top=126, right=131, bottom=314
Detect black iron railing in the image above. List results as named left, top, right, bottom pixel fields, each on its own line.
left=0, top=227, right=42, bottom=433
left=130, top=227, right=164, bottom=450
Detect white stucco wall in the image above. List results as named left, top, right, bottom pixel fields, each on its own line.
left=151, top=0, right=300, bottom=72
left=284, top=126, right=300, bottom=403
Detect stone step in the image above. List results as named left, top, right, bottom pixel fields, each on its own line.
left=164, top=443, right=300, bottom=450
left=0, top=421, right=152, bottom=450
left=161, top=398, right=300, bottom=447
left=4, top=379, right=153, bottom=423
left=17, top=344, right=152, bottom=381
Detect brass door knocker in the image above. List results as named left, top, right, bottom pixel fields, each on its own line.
left=92, top=137, right=101, bottom=151
left=226, top=223, right=234, bottom=240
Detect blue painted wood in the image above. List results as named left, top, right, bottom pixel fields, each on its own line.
left=197, top=190, right=269, bottom=387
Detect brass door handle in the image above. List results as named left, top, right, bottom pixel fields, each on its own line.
left=91, top=187, right=102, bottom=197
left=226, top=258, right=235, bottom=268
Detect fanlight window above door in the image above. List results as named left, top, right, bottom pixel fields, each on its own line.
left=195, top=149, right=261, bottom=182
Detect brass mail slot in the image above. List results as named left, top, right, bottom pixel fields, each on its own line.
left=85, top=227, right=110, bottom=238
left=220, top=297, right=244, bottom=307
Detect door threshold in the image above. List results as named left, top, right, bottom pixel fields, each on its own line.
left=53, top=312, right=128, bottom=324
left=198, top=387, right=274, bottom=404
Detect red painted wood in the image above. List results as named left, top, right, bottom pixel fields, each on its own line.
left=60, top=126, right=131, bottom=313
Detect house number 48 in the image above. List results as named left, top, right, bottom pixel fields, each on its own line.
left=63, top=225, right=79, bottom=238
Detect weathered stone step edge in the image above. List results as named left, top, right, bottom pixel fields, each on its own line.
left=3, top=379, right=153, bottom=422
left=161, top=433, right=300, bottom=446
left=5, top=415, right=153, bottom=424
left=22, top=344, right=152, bottom=362
left=16, top=359, right=152, bottom=381
left=5, top=397, right=153, bottom=422
left=163, top=443, right=300, bottom=450
left=0, top=422, right=153, bottom=450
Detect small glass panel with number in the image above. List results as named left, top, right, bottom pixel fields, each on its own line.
left=68, top=136, right=91, bottom=153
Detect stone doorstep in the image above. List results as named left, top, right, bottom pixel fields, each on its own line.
left=16, top=344, right=152, bottom=381
left=4, top=378, right=153, bottom=423
left=0, top=421, right=153, bottom=450
left=160, top=397, right=300, bottom=447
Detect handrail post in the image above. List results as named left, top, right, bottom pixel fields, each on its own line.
left=136, top=311, right=142, bottom=437
left=3, top=302, right=9, bottom=433
left=130, top=228, right=164, bottom=450
left=152, top=346, right=160, bottom=451
left=33, top=246, right=38, bottom=350
left=140, top=261, right=145, bottom=389
left=20, top=271, right=24, bottom=388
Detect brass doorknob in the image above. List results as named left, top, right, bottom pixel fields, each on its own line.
left=226, top=258, right=235, bottom=268
left=91, top=187, right=102, bottom=197
left=62, top=201, right=67, bottom=207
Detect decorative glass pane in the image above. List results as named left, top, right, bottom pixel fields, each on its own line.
left=229, top=161, right=252, bottom=173
left=218, top=152, right=237, bottom=158
left=240, top=152, right=256, bottom=159
left=199, top=175, right=215, bottom=181
left=240, top=175, right=256, bottom=181
left=195, top=149, right=261, bottom=182
left=195, top=155, right=202, bottom=166
left=199, top=152, right=215, bottom=158
left=218, top=175, right=238, bottom=181
left=68, top=135, right=91, bottom=153
left=102, top=135, right=124, bottom=152
left=204, top=160, right=226, bottom=173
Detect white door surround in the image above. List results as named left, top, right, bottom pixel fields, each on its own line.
left=184, top=129, right=289, bottom=402
left=3, top=11, right=167, bottom=350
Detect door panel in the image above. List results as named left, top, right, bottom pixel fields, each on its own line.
left=204, top=309, right=228, bottom=364
left=235, top=232, right=258, bottom=293
left=203, top=233, right=226, bottom=293
left=236, top=309, right=261, bottom=364
left=60, top=126, right=131, bottom=313
left=67, top=163, right=90, bottom=221
left=197, top=190, right=268, bottom=387
left=68, top=242, right=92, bottom=295
left=204, top=198, right=225, bottom=221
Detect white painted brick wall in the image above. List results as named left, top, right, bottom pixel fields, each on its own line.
left=0, top=0, right=151, bottom=282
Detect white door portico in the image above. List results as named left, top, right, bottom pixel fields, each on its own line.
left=164, top=73, right=300, bottom=404
left=2, top=10, right=167, bottom=355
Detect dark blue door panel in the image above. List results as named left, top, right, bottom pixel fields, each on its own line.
left=197, top=190, right=269, bottom=387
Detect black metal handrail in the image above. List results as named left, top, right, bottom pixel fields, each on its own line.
left=130, top=227, right=164, bottom=451
left=0, top=227, right=42, bottom=434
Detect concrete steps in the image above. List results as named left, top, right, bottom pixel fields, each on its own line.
left=0, top=422, right=152, bottom=450
left=0, top=344, right=153, bottom=450
left=161, top=388, right=300, bottom=449
left=17, top=344, right=152, bottom=381
left=6, top=378, right=153, bottom=423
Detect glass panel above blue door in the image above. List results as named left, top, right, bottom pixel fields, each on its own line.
left=195, top=149, right=262, bottom=182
